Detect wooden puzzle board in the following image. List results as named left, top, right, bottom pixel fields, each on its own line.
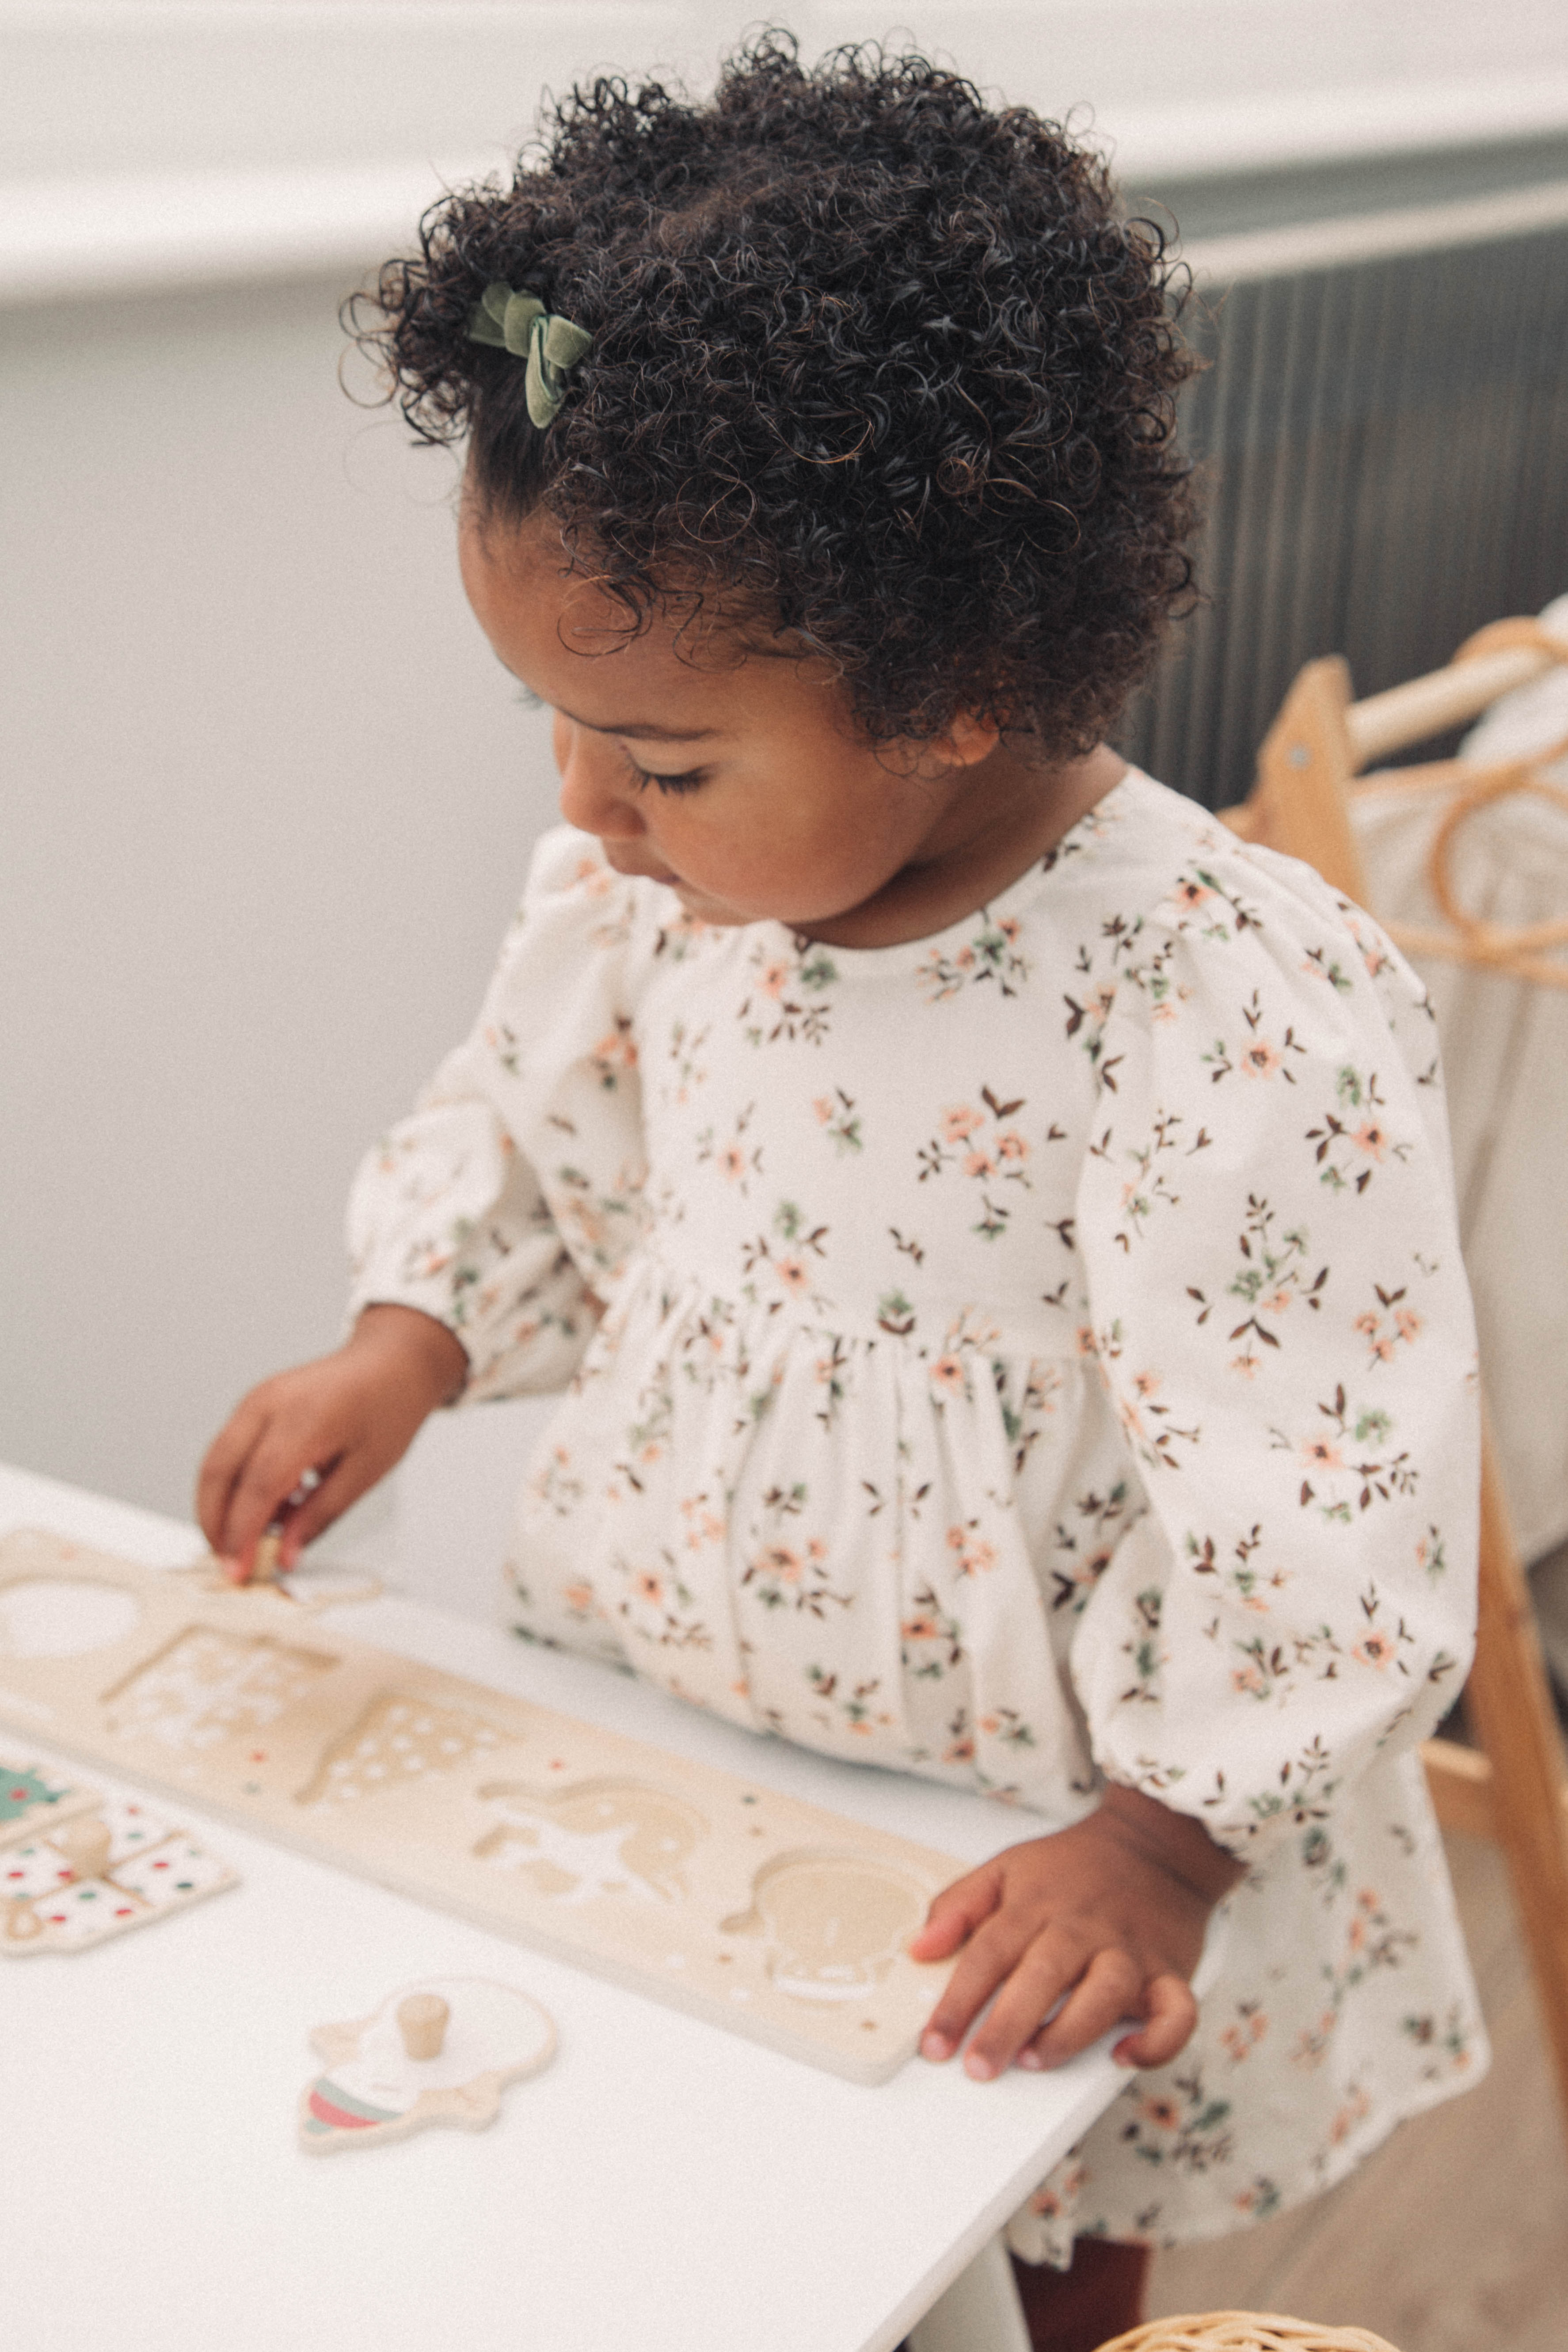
left=0, top=1529, right=960, bottom=2082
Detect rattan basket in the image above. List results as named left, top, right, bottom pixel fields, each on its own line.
left=1096, top=2317, right=1399, bottom=2352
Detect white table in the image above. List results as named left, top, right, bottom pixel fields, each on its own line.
left=0, top=1461, right=1126, bottom=2352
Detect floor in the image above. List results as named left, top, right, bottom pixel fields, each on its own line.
left=1146, top=1827, right=1568, bottom=2352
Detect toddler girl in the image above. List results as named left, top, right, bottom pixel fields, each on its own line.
left=198, top=37, right=1485, bottom=2344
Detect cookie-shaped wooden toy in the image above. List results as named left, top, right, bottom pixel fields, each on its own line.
left=0, top=1754, right=102, bottom=1850
left=298, top=1977, right=556, bottom=2154
left=1, top=1793, right=237, bottom=1953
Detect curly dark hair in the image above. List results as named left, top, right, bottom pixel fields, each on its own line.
left=350, top=30, right=1198, bottom=754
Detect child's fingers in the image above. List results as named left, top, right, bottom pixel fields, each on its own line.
left=1015, top=1946, right=1143, bottom=2072
left=194, top=1401, right=267, bottom=1556
left=224, top=1431, right=339, bottom=1577
left=1110, top=1972, right=1199, bottom=2070
left=907, top=1861, right=1003, bottom=1963
left=918, top=1907, right=1048, bottom=2061
left=958, top=1925, right=1104, bottom=2079
left=274, top=1456, right=361, bottom=1567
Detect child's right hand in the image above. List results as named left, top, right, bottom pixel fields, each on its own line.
left=195, top=1305, right=468, bottom=1580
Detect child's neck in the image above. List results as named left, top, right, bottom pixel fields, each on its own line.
left=798, top=742, right=1127, bottom=949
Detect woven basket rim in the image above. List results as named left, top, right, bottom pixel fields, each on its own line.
left=1093, top=2311, right=1401, bottom=2352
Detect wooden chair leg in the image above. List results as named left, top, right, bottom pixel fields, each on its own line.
left=1460, top=1425, right=1568, bottom=2136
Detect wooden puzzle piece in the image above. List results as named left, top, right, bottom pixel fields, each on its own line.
left=298, top=1976, right=556, bottom=2153
left=0, top=1755, right=102, bottom=1850
left=176, top=1558, right=383, bottom=1614
left=475, top=1778, right=708, bottom=1903
left=1, top=1798, right=238, bottom=1955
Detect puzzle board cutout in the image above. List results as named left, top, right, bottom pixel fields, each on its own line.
left=1, top=1774, right=238, bottom=1953
left=0, top=1530, right=959, bottom=2081
left=299, top=1976, right=556, bottom=2153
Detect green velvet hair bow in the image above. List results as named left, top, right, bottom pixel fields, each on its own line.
left=467, top=284, right=594, bottom=426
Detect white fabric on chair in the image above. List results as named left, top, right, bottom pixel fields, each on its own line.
left=1350, top=592, right=1568, bottom=1622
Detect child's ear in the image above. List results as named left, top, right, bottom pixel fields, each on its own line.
left=935, top=712, right=1000, bottom=770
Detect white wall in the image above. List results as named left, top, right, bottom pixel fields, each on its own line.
left=1, top=269, right=559, bottom=1521
left=4, top=0, right=1567, bottom=1574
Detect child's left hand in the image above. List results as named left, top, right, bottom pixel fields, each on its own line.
left=910, top=1783, right=1245, bottom=2080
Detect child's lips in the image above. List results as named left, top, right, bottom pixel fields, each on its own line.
left=602, top=846, right=680, bottom=887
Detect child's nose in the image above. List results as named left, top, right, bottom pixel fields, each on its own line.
left=554, top=719, right=646, bottom=842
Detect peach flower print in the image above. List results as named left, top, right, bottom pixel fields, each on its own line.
left=1028, top=2163, right=1086, bottom=2220
left=679, top=1496, right=724, bottom=1550
left=1240, top=1039, right=1282, bottom=1078
left=1221, top=2009, right=1268, bottom=2062
left=591, top=1026, right=638, bottom=1077
left=946, top=1525, right=998, bottom=1577
left=940, top=1104, right=985, bottom=1143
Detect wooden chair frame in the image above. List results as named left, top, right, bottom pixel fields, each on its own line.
left=1219, top=624, right=1568, bottom=2138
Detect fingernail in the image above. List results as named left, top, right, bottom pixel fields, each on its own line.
left=1017, top=2050, right=1044, bottom=2071
left=220, top=1556, right=244, bottom=1584
left=920, top=2031, right=951, bottom=2062
left=963, top=2051, right=995, bottom=2082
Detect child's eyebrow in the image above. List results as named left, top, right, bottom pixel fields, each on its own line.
left=557, top=708, right=723, bottom=743
left=502, top=667, right=724, bottom=742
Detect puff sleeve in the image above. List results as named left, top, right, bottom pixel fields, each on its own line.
left=1069, top=853, right=1480, bottom=1866
left=346, top=828, right=655, bottom=1402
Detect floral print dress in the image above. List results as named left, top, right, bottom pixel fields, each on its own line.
left=348, top=769, right=1486, bottom=2260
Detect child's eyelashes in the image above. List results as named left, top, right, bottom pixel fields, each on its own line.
left=621, top=752, right=708, bottom=797
left=516, top=694, right=702, bottom=794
